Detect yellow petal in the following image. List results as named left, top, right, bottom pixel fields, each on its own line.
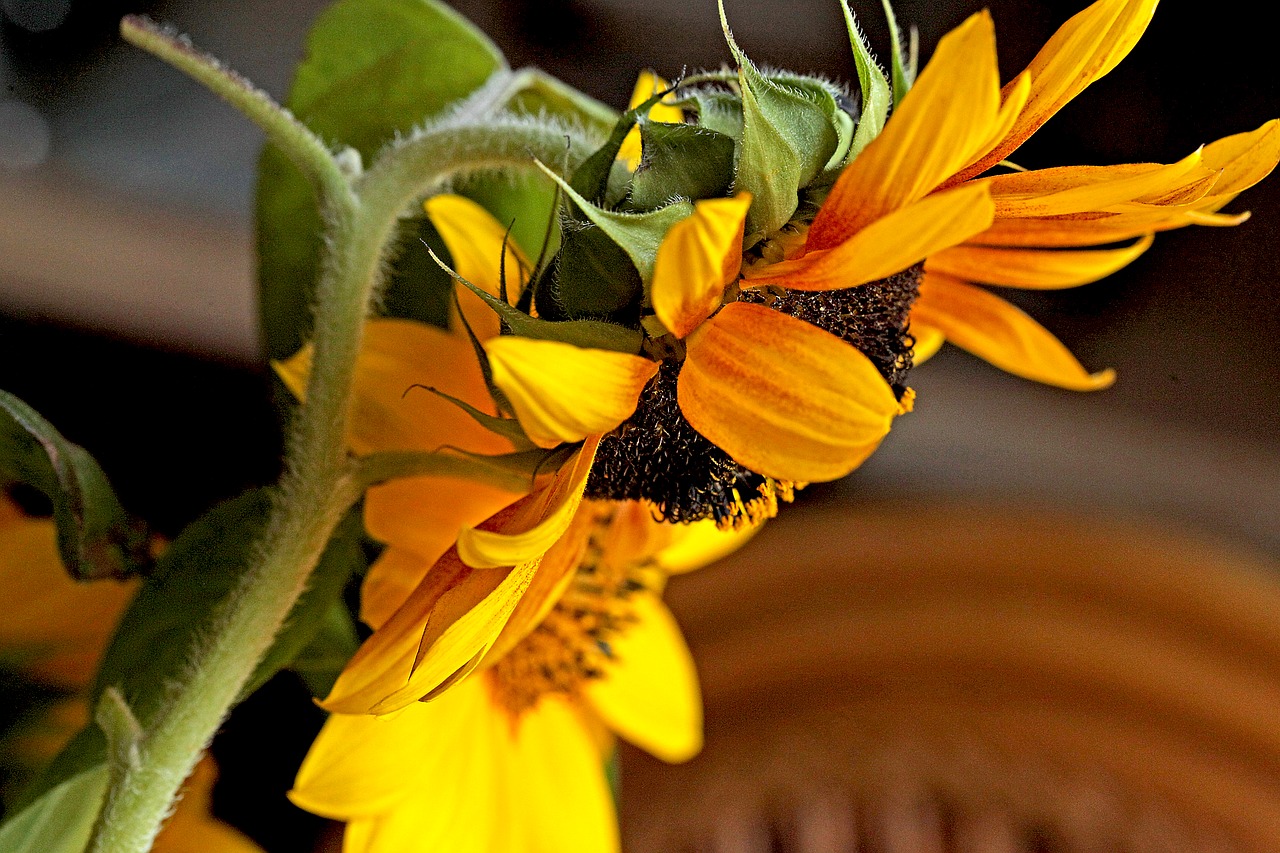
left=911, top=322, right=946, bottom=364
left=679, top=302, right=900, bottom=482
left=651, top=194, right=751, bottom=338
left=425, top=194, right=529, bottom=341
left=654, top=517, right=761, bottom=575
left=275, top=319, right=508, bottom=457
left=912, top=272, right=1115, bottom=391
left=584, top=594, right=702, bottom=763
left=806, top=11, right=1001, bottom=250
left=925, top=234, right=1153, bottom=289
left=955, top=0, right=1159, bottom=180
left=508, top=693, right=621, bottom=853
left=485, top=336, right=657, bottom=448
left=747, top=183, right=994, bottom=290
left=322, top=498, right=544, bottom=714
left=155, top=757, right=264, bottom=853
left=984, top=149, right=1210, bottom=218
left=0, top=501, right=137, bottom=688
left=1196, top=119, right=1280, bottom=209
left=618, top=71, right=684, bottom=170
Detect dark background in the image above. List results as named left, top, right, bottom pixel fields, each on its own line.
left=1, top=1, right=1276, bottom=849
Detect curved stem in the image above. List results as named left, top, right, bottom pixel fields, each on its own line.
left=87, top=29, right=603, bottom=853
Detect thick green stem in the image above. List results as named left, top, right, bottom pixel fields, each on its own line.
left=87, top=25, right=601, bottom=853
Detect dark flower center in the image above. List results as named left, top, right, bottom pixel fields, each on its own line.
left=583, top=263, right=923, bottom=526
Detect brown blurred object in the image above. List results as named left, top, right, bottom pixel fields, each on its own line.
left=620, top=501, right=1280, bottom=852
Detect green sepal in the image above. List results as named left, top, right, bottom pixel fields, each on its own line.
left=457, top=170, right=561, bottom=261
left=411, top=384, right=537, bottom=450
left=0, top=764, right=109, bottom=853
left=537, top=162, right=693, bottom=284
left=718, top=0, right=839, bottom=241
left=838, top=0, right=891, bottom=160
left=570, top=84, right=678, bottom=203
left=357, top=446, right=569, bottom=493
left=4, top=493, right=367, bottom=840
left=380, top=215, right=456, bottom=331
left=764, top=72, right=854, bottom=176
left=554, top=222, right=644, bottom=320
left=629, top=119, right=735, bottom=210
left=502, top=67, right=619, bottom=138
left=680, top=87, right=744, bottom=140
left=257, top=0, right=505, bottom=360
left=0, top=389, right=150, bottom=581
left=429, top=246, right=644, bottom=354
left=881, top=0, right=918, bottom=107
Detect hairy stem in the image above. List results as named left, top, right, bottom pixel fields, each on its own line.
left=86, top=25, right=601, bottom=853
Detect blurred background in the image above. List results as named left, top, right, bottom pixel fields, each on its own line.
left=1, top=0, right=1277, bottom=850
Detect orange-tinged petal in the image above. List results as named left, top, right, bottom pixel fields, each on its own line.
left=485, top=337, right=657, bottom=448
left=912, top=272, right=1115, bottom=390
left=425, top=194, right=529, bottom=341
left=359, top=547, right=433, bottom=632
left=651, top=194, right=751, bottom=338
left=679, top=302, right=900, bottom=482
left=971, top=208, right=1249, bottom=247
left=748, top=184, right=994, bottom=290
left=275, top=319, right=508, bottom=456
left=585, top=594, right=702, bottom=763
left=618, top=71, right=684, bottom=170
left=322, top=500, right=541, bottom=715
left=925, top=234, right=1153, bottom=289
left=984, top=150, right=1210, bottom=218
left=0, top=502, right=136, bottom=687
left=456, top=437, right=598, bottom=569
left=806, top=11, right=1002, bottom=250
left=955, top=0, right=1159, bottom=180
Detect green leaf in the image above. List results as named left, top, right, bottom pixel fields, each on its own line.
left=290, top=601, right=361, bottom=698
left=629, top=120, right=735, bottom=210
left=537, top=162, right=693, bottom=284
left=256, top=0, right=506, bottom=360
left=718, top=0, right=839, bottom=240
left=504, top=67, right=619, bottom=137
left=0, top=764, right=108, bottom=853
left=880, top=0, right=917, bottom=106
left=0, top=389, right=149, bottom=580
left=838, top=0, right=891, bottom=160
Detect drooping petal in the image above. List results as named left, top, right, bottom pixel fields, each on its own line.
left=748, top=183, right=993, bottom=290
left=618, top=71, right=684, bottom=170
left=912, top=272, right=1115, bottom=391
left=275, top=319, right=508, bottom=456
left=651, top=194, right=751, bottom=338
left=585, top=594, right=702, bottom=763
left=456, top=438, right=597, bottom=569
left=984, top=150, right=1211, bottom=219
left=954, top=0, right=1159, bottom=181
left=679, top=302, right=900, bottom=482
left=925, top=234, right=1153, bottom=289
left=321, top=498, right=544, bottom=715
left=910, top=322, right=946, bottom=364
left=1196, top=119, right=1280, bottom=206
left=359, top=547, right=433, bottom=632
left=970, top=208, right=1249, bottom=247
left=485, top=337, right=657, bottom=448
left=425, top=194, right=530, bottom=341
left=806, top=11, right=1002, bottom=250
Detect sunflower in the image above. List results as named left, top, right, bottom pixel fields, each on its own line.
left=289, top=500, right=737, bottom=853
left=0, top=496, right=263, bottom=853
